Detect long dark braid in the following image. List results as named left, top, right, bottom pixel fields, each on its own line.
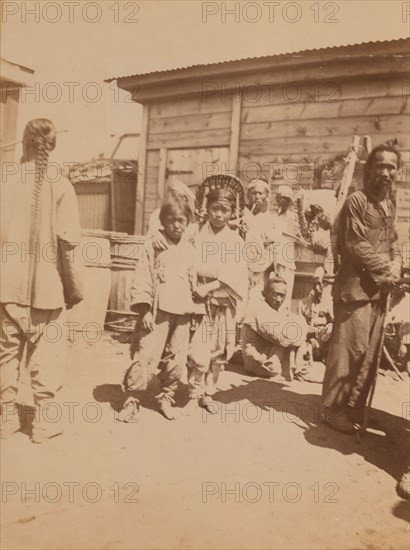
left=21, top=119, right=56, bottom=301
left=21, top=119, right=56, bottom=235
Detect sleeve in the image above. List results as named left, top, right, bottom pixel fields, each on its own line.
left=298, top=299, right=307, bottom=321
left=388, top=202, right=402, bottom=265
left=56, top=179, right=84, bottom=307
left=129, top=241, right=155, bottom=312
left=343, top=195, right=390, bottom=279
left=217, top=234, right=249, bottom=303
left=56, top=178, right=82, bottom=244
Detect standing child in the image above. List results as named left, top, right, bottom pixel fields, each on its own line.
left=118, top=199, right=203, bottom=421
left=187, top=175, right=248, bottom=412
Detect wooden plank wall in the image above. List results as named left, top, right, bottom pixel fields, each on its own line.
left=140, top=73, right=409, bottom=233
left=238, top=75, right=409, bottom=183
left=142, top=95, right=233, bottom=232
left=74, top=180, right=111, bottom=230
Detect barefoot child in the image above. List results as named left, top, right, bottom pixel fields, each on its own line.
left=118, top=199, right=203, bottom=421
left=187, top=175, right=248, bottom=412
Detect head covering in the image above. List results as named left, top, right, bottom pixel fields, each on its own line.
left=248, top=179, right=270, bottom=194
left=277, top=185, right=294, bottom=200
left=168, top=180, right=195, bottom=201
left=206, top=187, right=236, bottom=208
left=267, top=273, right=287, bottom=285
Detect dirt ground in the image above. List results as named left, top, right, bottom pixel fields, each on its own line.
left=1, top=332, right=409, bottom=550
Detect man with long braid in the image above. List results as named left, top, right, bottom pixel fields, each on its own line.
left=0, top=119, right=84, bottom=443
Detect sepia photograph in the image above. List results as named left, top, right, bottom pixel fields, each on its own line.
left=1, top=1, right=409, bottom=548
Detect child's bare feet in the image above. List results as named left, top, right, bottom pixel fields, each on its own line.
left=117, top=397, right=140, bottom=423
left=199, top=395, right=218, bottom=414
left=157, top=395, right=177, bottom=420
left=182, top=397, right=199, bottom=415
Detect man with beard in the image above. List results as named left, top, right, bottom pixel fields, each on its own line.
left=321, top=144, right=402, bottom=434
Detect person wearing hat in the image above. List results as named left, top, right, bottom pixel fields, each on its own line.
left=272, top=185, right=299, bottom=309
left=241, top=272, right=307, bottom=381
left=298, top=266, right=334, bottom=363
left=187, top=176, right=248, bottom=412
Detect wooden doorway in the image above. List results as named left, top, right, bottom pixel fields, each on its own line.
left=162, top=147, right=230, bottom=198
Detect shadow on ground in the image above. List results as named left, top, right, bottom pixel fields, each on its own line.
left=214, top=369, right=409, bottom=489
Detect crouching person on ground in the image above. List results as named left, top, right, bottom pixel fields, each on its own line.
left=241, top=274, right=307, bottom=381
left=118, top=199, right=203, bottom=421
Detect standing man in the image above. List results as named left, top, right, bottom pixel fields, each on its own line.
left=272, top=185, right=298, bottom=308
left=244, top=179, right=276, bottom=290
left=1, top=119, right=84, bottom=443
left=321, top=144, right=402, bottom=434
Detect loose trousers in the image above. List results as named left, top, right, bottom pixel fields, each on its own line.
left=0, top=303, right=65, bottom=406
left=124, top=310, right=190, bottom=399
left=187, top=303, right=235, bottom=398
left=322, top=299, right=385, bottom=413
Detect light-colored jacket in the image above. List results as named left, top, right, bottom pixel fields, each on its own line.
left=1, top=162, right=83, bottom=310
left=130, top=235, right=202, bottom=316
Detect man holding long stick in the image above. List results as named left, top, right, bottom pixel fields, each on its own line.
left=321, top=143, right=402, bottom=434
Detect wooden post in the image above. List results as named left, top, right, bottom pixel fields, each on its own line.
left=109, top=165, right=116, bottom=231
left=157, top=147, right=168, bottom=204
left=228, top=90, right=242, bottom=175
left=134, top=104, right=150, bottom=235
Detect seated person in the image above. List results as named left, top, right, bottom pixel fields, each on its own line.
left=298, top=266, right=333, bottom=363
left=241, top=273, right=307, bottom=381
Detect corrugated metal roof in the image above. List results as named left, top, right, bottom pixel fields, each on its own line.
left=0, top=57, right=35, bottom=74
left=106, top=38, right=409, bottom=82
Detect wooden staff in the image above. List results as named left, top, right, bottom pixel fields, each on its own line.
left=359, top=285, right=392, bottom=436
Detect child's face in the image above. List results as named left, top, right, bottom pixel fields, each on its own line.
left=162, top=213, right=188, bottom=242
left=207, top=200, right=233, bottom=229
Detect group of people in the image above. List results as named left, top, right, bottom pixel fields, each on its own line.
left=0, top=119, right=407, bottom=498
left=119, top=173, right=332, bottom=422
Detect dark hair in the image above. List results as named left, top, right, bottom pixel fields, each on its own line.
left=21, top=119, right=57, bottom=236
left=365, top=143, right=402, bottom=179
left=206, top=188, right=236, bottom=211
left=159, top=198, right=193, bottom=225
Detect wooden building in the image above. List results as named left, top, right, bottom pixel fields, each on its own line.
left=0, top=58, right=35, bottom=162
left=108, top=38, right=410, bottom=234
left=70, top=159, right=138, bottom=234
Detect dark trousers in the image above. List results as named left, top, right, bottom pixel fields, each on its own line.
left=322, top=299, right=385, bottom=413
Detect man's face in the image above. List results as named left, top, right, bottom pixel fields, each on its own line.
left=162, top=213, right=188, bottom=242
left=265, top=282, right=287, bottom=310
left=277, top=195, right=292, bottom=212
left=366, top=151, right=398, bottom=201
left=248, top=182, right=268, bottom=212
